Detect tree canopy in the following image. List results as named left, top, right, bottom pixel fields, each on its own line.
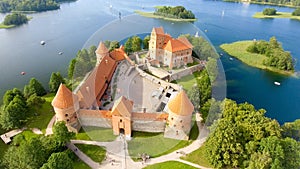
left=23, top=78, right=46, bottom=98
left=180, top=34, right=219, bottom=60
left=292, top=8, right=300, bottom=16
left=49, top=72, right=65, bottom=93
left=143, top=35, right=150, bottom=49
left=0, top=88, right=27, bottom=130
left=247, top=37, right=294, bottom=71
left=41, top=152, right=73, bottom=169
left=205, top=99, right=283, bottom=168
left=205, top=99, right=300, bottom=169
left=0, top=0, right=75, bottom=13
left=282, top=119, right=300, bottom=141
left=154, top=6, right=195, bottom=19
left=263, top=8, right=277, bottom=15
left=3, top=13, right=28, bottom=26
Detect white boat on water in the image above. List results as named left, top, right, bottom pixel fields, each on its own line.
left=40, top=41, right=45, bottom=45
left=274, top=81, right=281, bottom=86
left=229, top=57, right=233, bottom=61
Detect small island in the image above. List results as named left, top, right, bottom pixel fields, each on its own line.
left=135, top=6, right=197, bottom=22
left=0, top=13, right=30, bottom=29
left=220, top=37, right=295, bottom=75
left=253, top=8, right=300, bottom=20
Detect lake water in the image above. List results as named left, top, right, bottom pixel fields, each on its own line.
left=0, top=0, right=299, bottom=124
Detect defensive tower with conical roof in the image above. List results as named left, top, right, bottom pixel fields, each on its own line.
left=95, top=41, right=109, bottom=66
left=164, top=90, right=194, bottom=140
left=51, top=84, right=81, bottom=132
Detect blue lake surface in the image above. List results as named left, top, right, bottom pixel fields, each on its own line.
left=0, top=0, right=299, bottom=124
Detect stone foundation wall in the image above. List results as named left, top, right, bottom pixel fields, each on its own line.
left=132, top=120, right=166, bottom=133
left=79, top=117, right=112, bottom=128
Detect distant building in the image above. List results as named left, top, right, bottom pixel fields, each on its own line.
left=149, top=27, right=193, bottom=69
left=52, top=29, right=195, bottom=140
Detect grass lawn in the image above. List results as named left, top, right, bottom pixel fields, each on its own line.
left=73, top=158, right=91, bottom=169
left=253, top=12, right=300, bottom=20
left=75, top=144, right=106, bottom=163
left=220, top=41, right=293, bottom=75
left=26, top=93, right=55, bottom=133
left=128, top=122, right=198, bottom=161
left=181, top=143, right=212, bottom=168
left=143, top=161, right=197, bottom=169
left=75, top=126, right=116, bottom=142
left=175, top=71, right=202, bottom=90
left=134, top=10, right=197, bottom=22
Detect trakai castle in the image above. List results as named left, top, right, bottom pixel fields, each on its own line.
left=51, top=27, right=195, bottom=140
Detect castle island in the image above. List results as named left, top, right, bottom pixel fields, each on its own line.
left=51, top=27, right=203, bottom=140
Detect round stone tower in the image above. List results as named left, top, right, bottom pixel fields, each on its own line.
left=164, top=90, right=194, bottom=140
left=51, top=84, right=81, bottom=133
left=95, top=41, right=109, bottom=66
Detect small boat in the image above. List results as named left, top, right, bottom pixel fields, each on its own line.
left=220, top=53, right=223, bottom=56
left=205, top=29, right=208, bottom=32
left=229, top=57, right=233, bottom=60
left=40, top=41, right=45, bottom=45
left=58, top=52, right=63, bottom=55
left=21, top=71, right=26, bottom=75
left=274, top=81, right=281, bottom=86
left=195, top=31, right=199, bottom=37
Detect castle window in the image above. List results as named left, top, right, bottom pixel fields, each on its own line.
left=65, top=114, right=68, bottom=117
left=171, top=117, right=173, bottom=120
left=67, top=119, right=70, bottom=122
left=180, top=120, right=183, bottom=123
left=182, top=126, right=184, bottom=128
left=120, top=119, right=122, bottom=122
left=174, top=125, right=176, bottom=127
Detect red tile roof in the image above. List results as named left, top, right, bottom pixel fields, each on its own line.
left=96, top=42, right=109, bottom=56
left=77, top=55, right=117, bottom=108
left=52, top=84, right=78, bottom=109
left=111, top=96, right=133, bottom=118
left=164, top=39, right=191, bottom=52
left=167, top=91, right=194, bottom=116
left=153, top=27, right=164, bottom=35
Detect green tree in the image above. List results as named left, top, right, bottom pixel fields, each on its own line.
left=143, top=35, right=150, bottom=49
left=292, top=8, right=300, bottom=16
left=52, top=121, right=75, bottom=148
left=0, top=95, right=27, bottom=130
left=3, top=13, right=28, bottom=26
left=263, top=8, right=277, bottom=15
left=49, top=72, right=65, bottom=93
left=26, top=93, right=45, bottom=108
left=109, top=41, right=120, bottom=51
left=187, top=84, right=200, bottom=112
left=2, top=137, right=48, bottom=169
left=124, top=37, right=133, bottom=53
left=68, top=58, right=76, bottom=79
left=282, top=119, right=300, bottom=141
left=24, top=78, right=47, bottom=98
left=2, top=88, right=24, bottom=106
left=131, top=35, right=142, bottom=52
left=200, top=98, right=221, bottom=124
left=206, top=57, right=218, bottom=82
left=198, top=71, right=212, bottom=105
left=205, top=99, right=282, bottom=168
left=41, top=152, right=73, bottom=169
left=281, top=137, right=300, bottom=169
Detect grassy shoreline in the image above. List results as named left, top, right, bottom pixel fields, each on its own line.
left=220, top=41, right=294, bottom=76
left=134, top=10, right=197, bottom=22
left=253, top=12, right=300, bottom=20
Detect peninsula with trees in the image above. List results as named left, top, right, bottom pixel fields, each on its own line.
left=0, top=0, right=76, bottom=13
left=220, top=37, right=295, bottom=75
left=253, top=7, right=300, bottom=20
left=135, top=6, right=196, bottom=22
left=0, top=13, right=30, bottom=29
